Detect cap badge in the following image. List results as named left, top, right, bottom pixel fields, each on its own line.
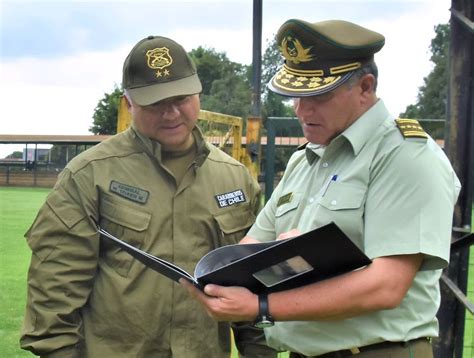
left=146, top=47, right=173, bottom=77
left=280, top=36, right=314, bottom=64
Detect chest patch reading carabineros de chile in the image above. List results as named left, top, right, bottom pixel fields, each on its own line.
left=215, top=189, right=247, bottom=208
left=110, top=181, right=149, bottom=204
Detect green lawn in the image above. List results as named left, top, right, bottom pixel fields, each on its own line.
left=1, top=186, right=472, bottom=357
left=0, top=187, right=50, bottom=357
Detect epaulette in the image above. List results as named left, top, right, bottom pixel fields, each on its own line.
left=297, top=142, right=309, bottom=150
left=395, top=119, right=428, bottom=140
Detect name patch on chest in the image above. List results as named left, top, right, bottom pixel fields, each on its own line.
left=110, top=181, right=149, bottom=204
left=215, top=189, right=246, bottom=208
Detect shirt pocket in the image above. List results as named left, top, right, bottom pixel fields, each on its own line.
left=274, top=192, right=302, bottom=235
left=214, top=205, right=256, bottom=247
left=99, top=194, right=152, bottom=277
left=317, top=182, right=367, bottom=244
left=318, top=182, right=366, bottom=210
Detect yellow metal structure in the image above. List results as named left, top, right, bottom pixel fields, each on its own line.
left=117, top=96, right=132, bottom=133
left=117, top=96, right=261, bottom=180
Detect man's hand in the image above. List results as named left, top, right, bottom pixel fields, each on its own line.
left=180, top=279, right=259, bottom=322
left=276, top=229, right=301, bottom=240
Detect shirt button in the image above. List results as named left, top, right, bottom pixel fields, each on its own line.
left=322, top=162, right=329, bottom=168
left=331, top=200, right=337, bottom=206
left=309, top=197, right=314, bottom=203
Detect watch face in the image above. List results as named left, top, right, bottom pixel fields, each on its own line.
left=254, top=318, right=275, bottom=328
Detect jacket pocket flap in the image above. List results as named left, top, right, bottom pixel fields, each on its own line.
left=100, top=196, right=151, bottom=232
left=214, top=207, right=255, bottom=234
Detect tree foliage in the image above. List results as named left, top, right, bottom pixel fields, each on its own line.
left=190, top=47, right=252, bottom=118
left=400, top=23, right=449, bottom=120
left=89, top=40, right=298, bottom=134
left=5, top=151, right=23, bottom=159
left=89, top=85, right=122, bottom=135
left=261, top=37, right=294, bottom=119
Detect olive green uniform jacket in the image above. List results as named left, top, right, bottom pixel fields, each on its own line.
left=20, top=127, right=261, bottom=358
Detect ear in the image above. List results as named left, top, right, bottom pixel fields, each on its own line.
left=359, top=74, right=376, bottom=95
left=123, top=94, right=132, bottom=109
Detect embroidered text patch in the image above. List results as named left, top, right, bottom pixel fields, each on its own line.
left=215, top=189, right=246, bottom=208
left=110, top=181, right=149, bottom=204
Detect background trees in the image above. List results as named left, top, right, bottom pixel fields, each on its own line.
left=89, top=85, right=122, bottom=135
left=190, top=47, right=252, bottom=119
left=399, top=24, right=449, bottom=139
left=90, top=24, right=449, bottom=136
left=400, top=24, right=449, bottom=119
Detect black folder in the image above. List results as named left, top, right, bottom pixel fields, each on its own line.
left=98, top=222, right=372, bottom=294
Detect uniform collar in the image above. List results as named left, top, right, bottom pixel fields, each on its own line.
left=339, top=99, right=390, bottom=155
left=303, top=99, right=389, bottom=161
left=305, top=143, right=326, bottom=164
left=130, top=124, right=210, bottom=166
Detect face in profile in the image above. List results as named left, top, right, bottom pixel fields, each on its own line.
left=293, top=76, right=374, bottom=145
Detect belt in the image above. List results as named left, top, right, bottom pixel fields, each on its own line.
left=291, top=337, right=431, bottom=358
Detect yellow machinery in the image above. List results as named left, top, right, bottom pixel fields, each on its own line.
left=117, top=96, right=261, bottom=180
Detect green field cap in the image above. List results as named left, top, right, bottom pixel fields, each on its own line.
left=269, top=19, right=385, bottom=97
left=123, top=36, right=202, bottom=106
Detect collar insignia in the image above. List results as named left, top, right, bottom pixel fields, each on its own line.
left=280, top=36, right=314, bottom=64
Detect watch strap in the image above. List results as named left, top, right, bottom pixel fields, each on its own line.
left=259, top=293, right=270, bottom=317
left=254, top=293, right=274, bottom=328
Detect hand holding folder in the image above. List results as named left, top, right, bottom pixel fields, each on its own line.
left=97, top=222, right=372, bottom=294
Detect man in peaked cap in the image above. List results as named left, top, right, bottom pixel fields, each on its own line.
left=183, top=19, right=461, bottom=357
left=20, top=35, right=275, bottom=358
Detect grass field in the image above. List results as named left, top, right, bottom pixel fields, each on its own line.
left=0, top=187, right=51, bottom=357
left=0, top=186, right=472, bottom=357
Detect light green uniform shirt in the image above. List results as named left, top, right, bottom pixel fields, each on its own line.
left=21, top=127, right=261, bottom=358
left=248, top=100, right=461, bottom=356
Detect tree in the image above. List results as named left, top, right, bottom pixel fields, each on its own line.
left=261, top=37, right=294, bottom=119
left=190, top=47, right=252, bottom=118
left=89, top=85, right=123, bottom=135
left=89, top=42, right=295, bottom=135
left=400, top=24, right=449, bottom=121
left=6, top=151, right=23, bottom=159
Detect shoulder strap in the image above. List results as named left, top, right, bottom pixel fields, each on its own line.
left=395, top=119, right=428, bottom=139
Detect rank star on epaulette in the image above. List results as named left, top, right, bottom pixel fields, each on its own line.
left=395, top=119, right=428, bottom=139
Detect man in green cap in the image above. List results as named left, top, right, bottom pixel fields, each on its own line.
left=19, top=35, right=275, bottom=358
left=183, top=19, right=461, bottom=357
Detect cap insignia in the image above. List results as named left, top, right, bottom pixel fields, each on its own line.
left=146, top=47, right=173, bottom=77
left=395, top=119, right=428, bottom=139
left=280, top=36, right=314, bottom=64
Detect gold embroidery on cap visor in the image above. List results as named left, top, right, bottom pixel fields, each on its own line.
left=271, top=65, right=341, bottom=94
left=271, top=61, right=362, bottom=95
left=146, top=47, right=173, bottom=78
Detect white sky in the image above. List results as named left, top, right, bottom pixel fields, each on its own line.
left=0, top=0, right=451, bottom=158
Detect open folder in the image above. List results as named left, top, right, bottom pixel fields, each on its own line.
left=97, top=222, right=372, bottom=294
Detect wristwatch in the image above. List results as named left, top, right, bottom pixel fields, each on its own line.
left=253, top=293, right=275, bottom=328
